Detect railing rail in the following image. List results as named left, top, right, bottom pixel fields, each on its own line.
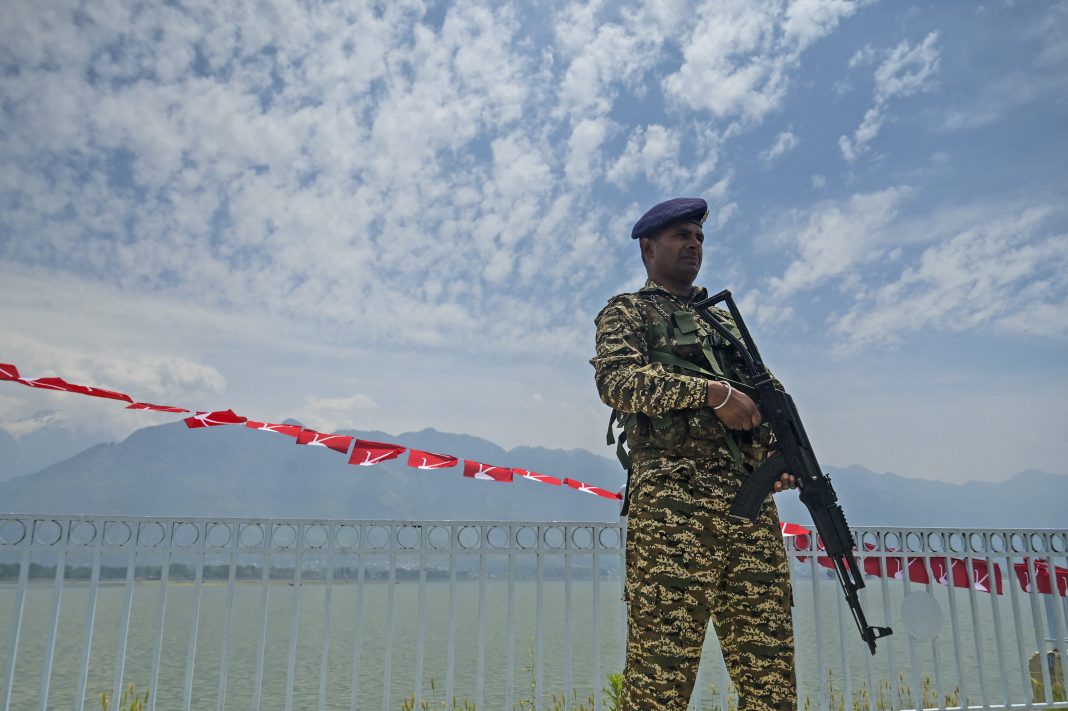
left=1, top=515, right=1066, bottom=711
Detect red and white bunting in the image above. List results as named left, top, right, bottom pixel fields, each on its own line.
left=563, top=478, right=622, bottom=500
left=966, top=559, right=1004, bottom=594
left=839, top=552, right=1005, bottom=594
left=296, top=429, right=354, bottom=454
left=184, top=409, right=247, bottom=428
left=349, top=440, right=406, bottom=466
left=27, top=377, right=133, bottom=403
left=921, top=557, right=1003, bottom=594
left=127, top=402, right=190, bottom=413
left=407, top=449, right=458, bottom=470
left=462, top=460, right=514, bottom=482
left=245, top=421, right=303, bottom=437
left=1014, top=560, right=1068, bottom=597
left=859, top=555, right=905, bottom=580
left=0, top=363, right=26, bottom=383
left=513, top=468, right=562, bottom=486
left=9, top=359, right=1068, bottom=538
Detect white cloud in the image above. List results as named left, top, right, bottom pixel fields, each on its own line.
left=766, top=186, right=913, bottom=297
left=606, top=124, right=688, bottom=190
left=873, top=32, right=941, bottom=102
left=1, top=331, right=226, bottom=404
left=839, top=106, right=883, bottom=162
left=666, top=0, right=860, bottom=121
left=565, top=118, right=611, bottom=187
left=783, top=0, right=863, bottom=48
left=2, top=5, right=1065, bottom=497
left=840, top=32, right=940, bottom=161
left=0, top=0, right=605, bottom=358
left=0, top=1, right=1062, bottom=490
left=760, top=130, right=800, bottom=162
left=848, top=44, right=877, bottom=69
left=706, top=174, right=732, bottom=201
left=714, top=202, right=739, bottom=230
left=0, top=316, right=231, bottom=439
left=301, top=392, right=379, bottom=432
left=0, top=0, right=871, bottom=360
left=833, top=206, right=1068, bottom=350
left=552, top=2, right=660, bottom=121
left=0, top=409, right=66, bottom=438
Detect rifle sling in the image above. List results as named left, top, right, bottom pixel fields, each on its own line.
left=646, top=351, right=756, bottom=398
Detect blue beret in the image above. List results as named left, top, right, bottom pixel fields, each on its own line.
left=631, top=197, right=709, bottom=240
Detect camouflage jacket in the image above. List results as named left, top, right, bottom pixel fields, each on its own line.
left=591, top=279, right=775, bottom=467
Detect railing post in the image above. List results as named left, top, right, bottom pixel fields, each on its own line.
left=181, top=530, right=206, bottom=711
left=37, top=542, right=66, bottom=711
left=2, top=537, right=30, bottom=711
left=73, top=528, right=102, bottom=711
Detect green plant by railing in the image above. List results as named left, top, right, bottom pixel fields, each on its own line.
left=510, top=637, right=602, bottom=711
left=99, top=683, right=148, bottom=711
left=704, top=683, right=738, bottom=711
left=97, top=669, right=1014, bottom=711
left=399, top=641, right=623, bottom=711
left=398, top=677, right=615, bottom=711
left=1031, top=676, right=1067, bottom=704
left=799, top=670, right=973, bottom=711
left=603, top=672, right=622, bottom=711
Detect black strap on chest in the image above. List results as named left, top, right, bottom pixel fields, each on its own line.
left=606, top=409, right=633, bottom=516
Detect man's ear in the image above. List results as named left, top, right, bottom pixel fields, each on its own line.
left=639, top=236, right=654, bottom=265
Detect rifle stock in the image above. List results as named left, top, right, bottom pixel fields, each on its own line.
left=693, top=290, right=892, bottom=655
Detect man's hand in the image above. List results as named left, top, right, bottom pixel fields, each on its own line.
left=764, top=451, right=797, bottom=493
left=706, top=381, right=762, bottom=431
left=773, top=472, right=797, bottom=492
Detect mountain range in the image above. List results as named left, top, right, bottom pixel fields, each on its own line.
left=0, top=421, right=1065, bottom=529
left=0, top=412, right=109, bottom=480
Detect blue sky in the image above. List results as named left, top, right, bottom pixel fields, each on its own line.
left=1, top=0, right=1065, bottom=484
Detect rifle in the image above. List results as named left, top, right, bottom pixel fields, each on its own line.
left=692, top=289, right=892, bottom=655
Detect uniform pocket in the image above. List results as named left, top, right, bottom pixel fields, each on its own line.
left=684, top=407, right=727, bottom=441
left=626, top=412, right=688, bottom=450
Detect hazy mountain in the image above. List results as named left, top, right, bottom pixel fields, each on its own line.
left=0, top=421, right=1065, bottom=528
left=0, top=421, right=627, bottom=521
left=0, top=414, right=108, bottom=481
left=772, top=465, right=1068, bottom=529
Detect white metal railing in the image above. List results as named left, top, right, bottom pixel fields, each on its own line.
left=0, top=515, right=1066, bottom=711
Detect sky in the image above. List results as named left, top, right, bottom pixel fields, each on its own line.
left=1, top=0, right=1065, bottom=485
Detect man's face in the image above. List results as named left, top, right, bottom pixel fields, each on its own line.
left=641, top=220, right=704, bottom=288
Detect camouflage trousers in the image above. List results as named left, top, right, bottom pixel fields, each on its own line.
left=623, top=453, right=796, bottom=711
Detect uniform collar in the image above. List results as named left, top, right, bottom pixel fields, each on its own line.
left=639, top=278, right=708, bottom=306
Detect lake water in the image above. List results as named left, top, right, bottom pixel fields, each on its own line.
left=0, top=573, right=1055, bottom=710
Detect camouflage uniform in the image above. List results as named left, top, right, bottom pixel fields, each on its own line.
left=591, top=280, right=796, bottom=711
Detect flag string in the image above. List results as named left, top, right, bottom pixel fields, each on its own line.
left=5, top=360, right=1068, bottom=598
left=0, top=361, right=620, bottom=501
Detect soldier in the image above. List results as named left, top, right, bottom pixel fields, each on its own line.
left=591, top=197, right=798, bottom=711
